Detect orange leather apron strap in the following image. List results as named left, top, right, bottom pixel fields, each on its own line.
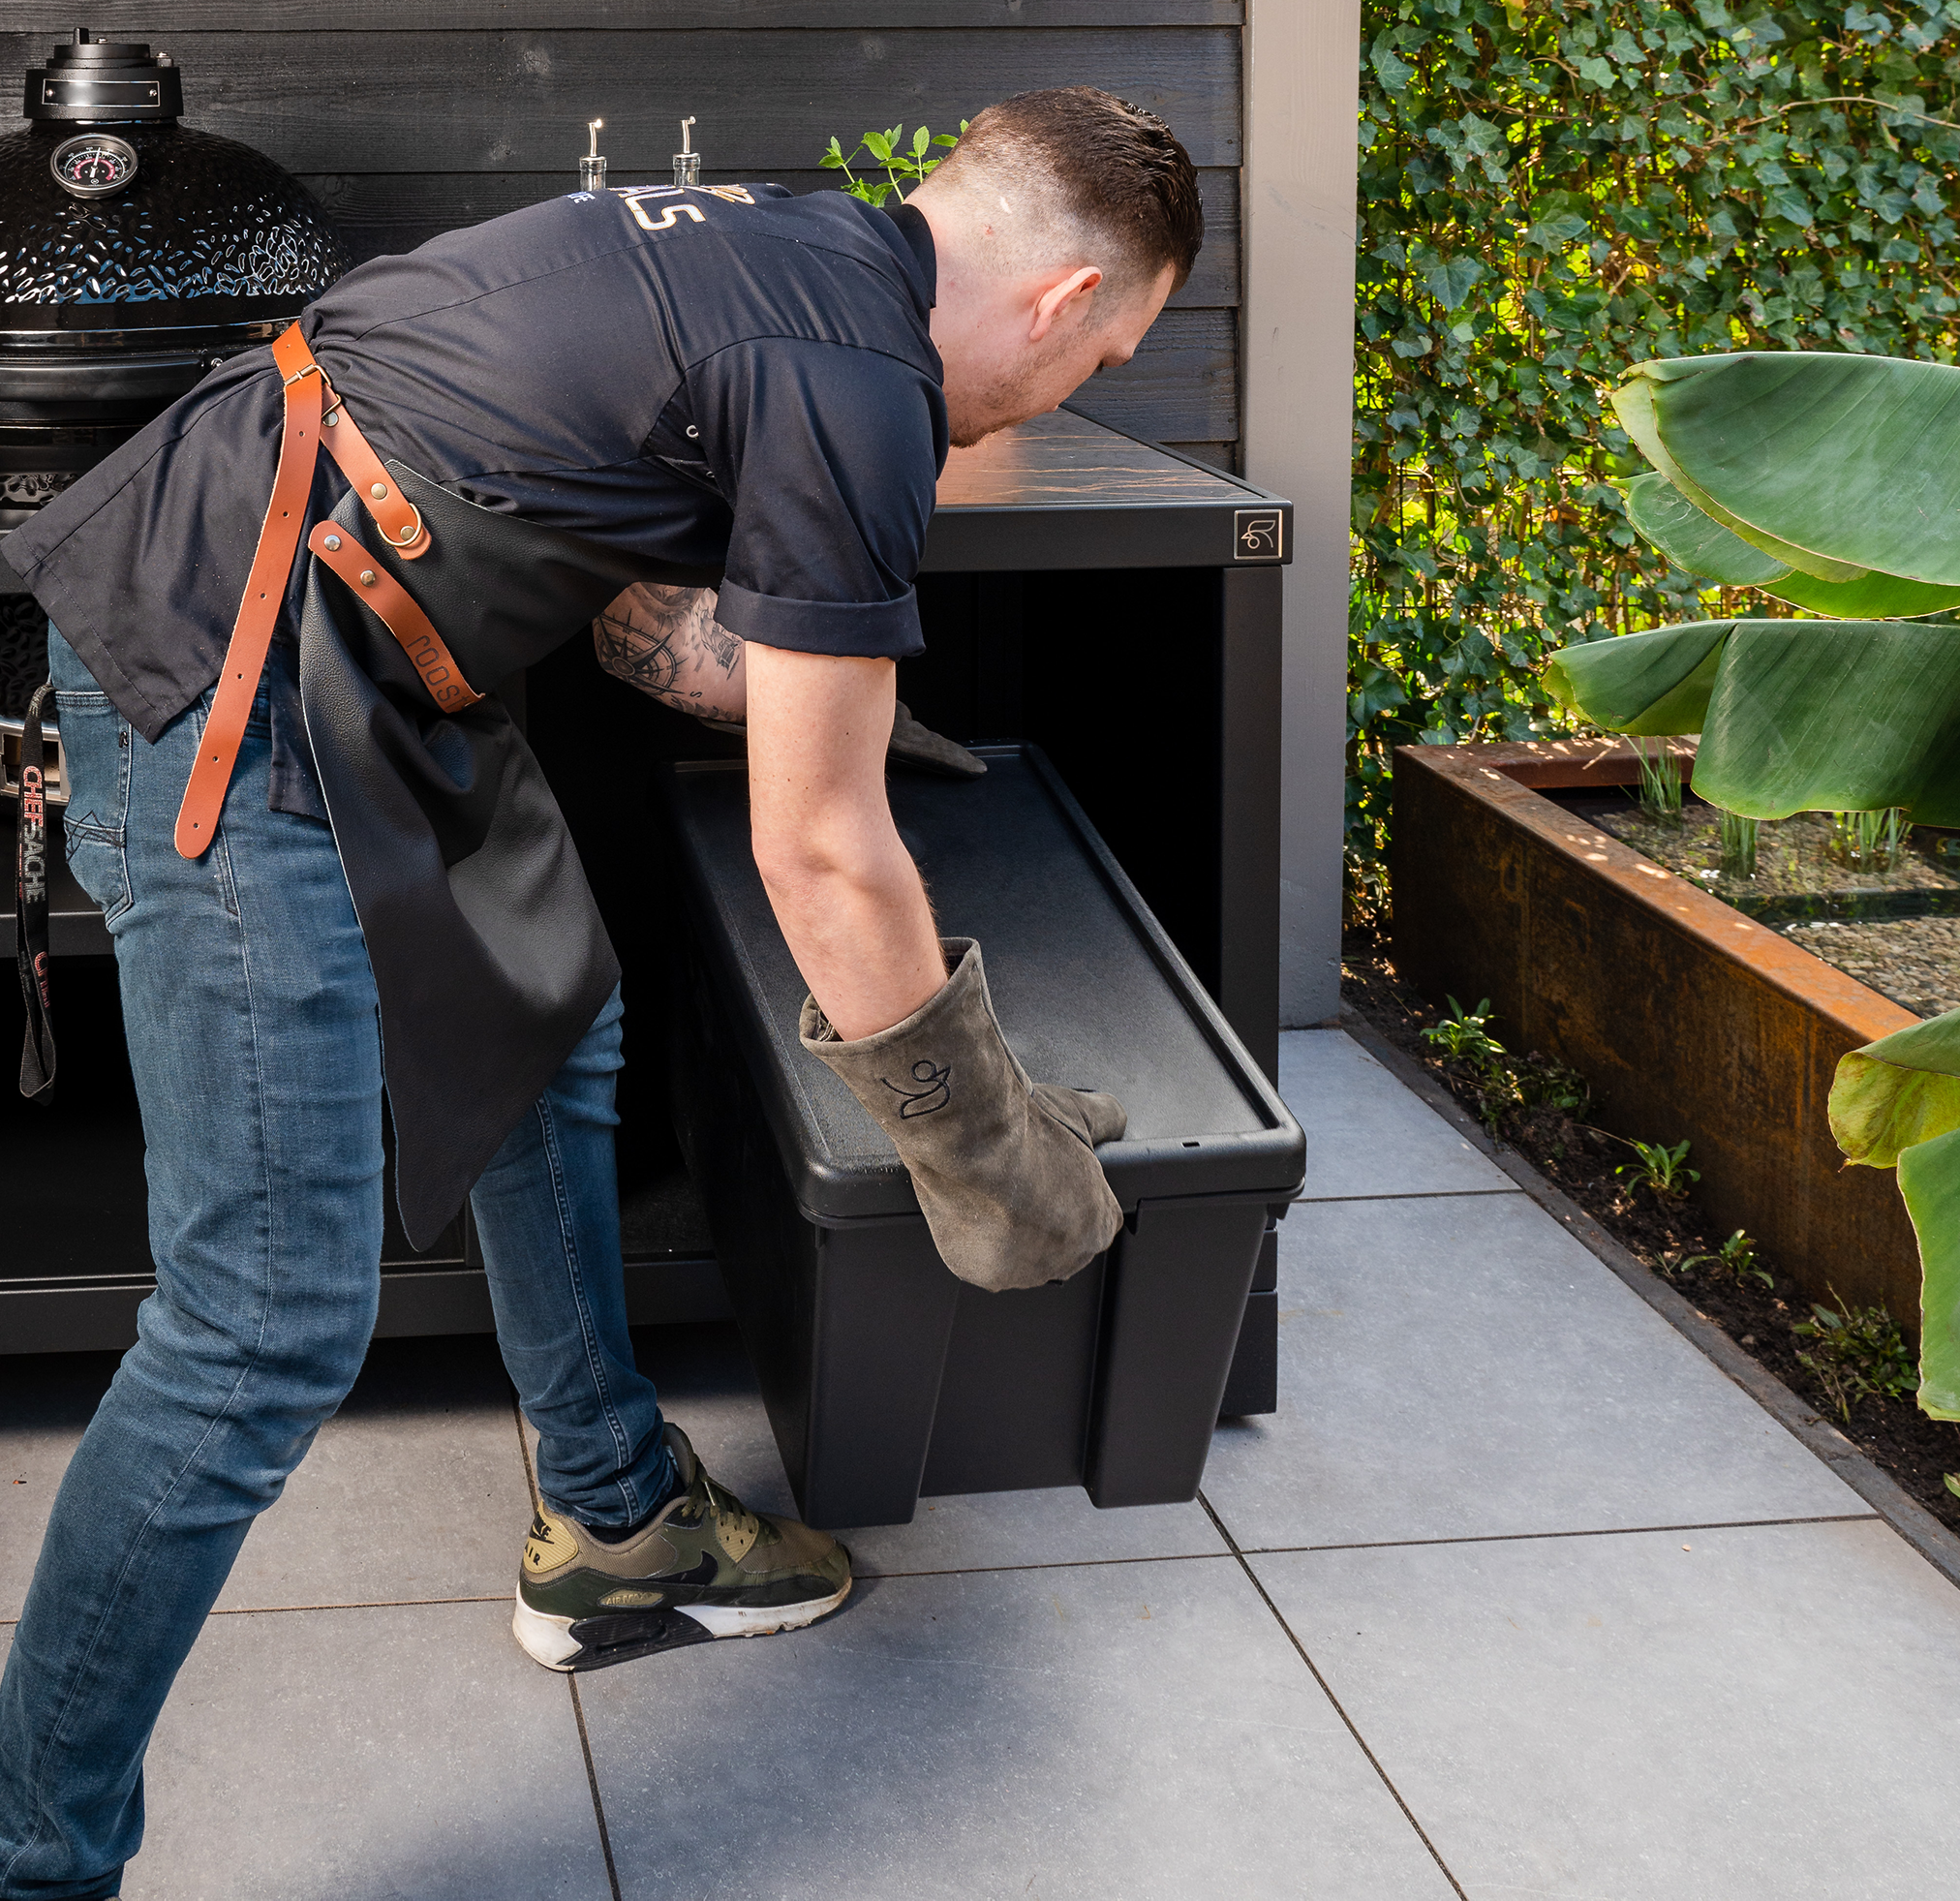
left=316, top=414, right=428, bottom=564
left=173, top=322, right=442, bottom=860
left=173, top=334, right=324, bottom=858
left=277, top=323, right=430, bottom=562
left=306, top=523, right=484, bottom=716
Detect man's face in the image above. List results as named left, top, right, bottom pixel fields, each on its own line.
left=936, top=263, right=1178, bottom=449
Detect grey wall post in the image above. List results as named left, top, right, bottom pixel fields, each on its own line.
left=1241, top=0, right=1361, bottom=1027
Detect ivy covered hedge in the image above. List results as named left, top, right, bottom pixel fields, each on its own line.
left=1351, top=0, right=1960, bottom=904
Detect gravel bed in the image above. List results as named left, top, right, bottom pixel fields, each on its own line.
left=1591, top=801, right=1960, bottom=1020
left=1783, top=916, right=1960, bottom=1021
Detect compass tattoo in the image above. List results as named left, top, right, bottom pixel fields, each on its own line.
left=593, top=583, right=747, bottom=723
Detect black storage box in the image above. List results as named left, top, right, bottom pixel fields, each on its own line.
left=663, top=746, right=1305, bottom=1529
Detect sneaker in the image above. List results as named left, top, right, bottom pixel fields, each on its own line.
left=512, top=1424, right=851, bottom=1672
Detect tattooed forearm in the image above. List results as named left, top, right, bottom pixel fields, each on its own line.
left=593, top=583, right=748, bottom=722
left=698, top=615, right=741, bottom=677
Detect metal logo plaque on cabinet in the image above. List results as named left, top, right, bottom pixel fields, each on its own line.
left=1233, top=508, right=1284, bottom=562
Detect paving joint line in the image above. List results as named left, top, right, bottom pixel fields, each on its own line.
left=569, top=1674, right=625, bottom=1901
left=509, top=1387, right=623, bottom=1901
left=1238, top=1512, right=1880, bottom=1558
left=1197, top=1490, right=1469, bottom=1901
left=857, top=1549, right=1234, bottom=1581
left=204, top=1593, right=509, bottom=1616
left=859, top=1512, right=1868, bottom=1579
left=1338, top=1010, right=1960, bottom=1592
left=1296, top=1187, right=1524, bottom=1204
left=1, top=1510, right=1884, bottom=1622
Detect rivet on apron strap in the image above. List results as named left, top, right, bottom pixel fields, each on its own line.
left=307, top=524, right=484, bottom=718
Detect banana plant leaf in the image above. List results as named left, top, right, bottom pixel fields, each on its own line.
left=1622, top=472, right=1960, bottom=619
left=1544, top=619, right=1960, bottom=821
left=1542, top=619, right=1726, bottom=734
left=1617, top=352, right=1960, bottom=588
left=1830, top=1012, right=1960, bottom=1420
left=1769, top=568, right=1960, bottom=620
left=1621, top=472, right=1790, bottom=586
left=1613, top=375, right=1864, bottom=582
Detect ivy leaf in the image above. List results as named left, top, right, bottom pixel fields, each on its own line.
left=1422, top=256, right=1489, bottom=310
left=1350, top=660, right=1410, bottom=722
left=1525, top=212, right=1591, bottom=251
left=1875, top=89, right=1926, bottom=126
left=1577, top=54, right=1618, bottom=88
left=1372, top=41, right=1417, bottom=92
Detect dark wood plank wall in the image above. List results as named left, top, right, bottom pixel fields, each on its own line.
left=3, top=2, right=1243, bottom=468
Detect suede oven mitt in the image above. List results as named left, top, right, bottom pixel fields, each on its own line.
left=799, top=938, right=1126, bottom=1292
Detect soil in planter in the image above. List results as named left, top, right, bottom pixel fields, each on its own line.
left=1342, top=924, right=1960, bottom=1539
left=1588, top=797, right=1960, bottom=1021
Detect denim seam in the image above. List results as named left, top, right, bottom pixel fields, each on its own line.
left=531, top=1093, right=638, bottom=1522
left=52, top=684, right=134, bottom=928
left=4, top=720, right=278, bottom=1899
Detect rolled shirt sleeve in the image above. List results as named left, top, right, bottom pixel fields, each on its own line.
left=689, top=336, right=947, bottom=660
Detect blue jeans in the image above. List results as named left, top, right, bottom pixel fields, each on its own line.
left=0, top=632, right=675, bottom=1900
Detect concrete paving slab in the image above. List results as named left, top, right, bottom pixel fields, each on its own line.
left=629, top=1322, right=1232, bottom=1573
left=1251, top=1519, right=1960, bottom=1901
left=3, top=1338, right=529, bottom=1623
left=216, top=1334, right=533, bottom=1611
left=123, top=1599, right=609, bottom=1901
left=581, top=1555, right=1458, bottom=1901
left=1281, top=1028, right=1516, bottom=1201
left=1202, top=1193, right=1865, bottom=1549
left=0, top=1349, right=116, bottom=1623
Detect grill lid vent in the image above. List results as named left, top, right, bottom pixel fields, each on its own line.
left=26, top=30, right=185, bottom=126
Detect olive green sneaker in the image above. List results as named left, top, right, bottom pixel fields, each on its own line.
left=512, top=1424, right=851, bottom=1672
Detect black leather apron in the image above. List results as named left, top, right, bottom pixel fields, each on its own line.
left=299, top=460, right=719, bottom=1247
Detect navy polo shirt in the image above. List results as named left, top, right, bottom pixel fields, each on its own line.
left=10, top=186, right=946, bottom=818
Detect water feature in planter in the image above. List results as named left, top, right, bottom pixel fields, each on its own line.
left=1579, top=798, right=1960, bottom=1020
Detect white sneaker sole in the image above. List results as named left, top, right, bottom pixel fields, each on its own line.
left=512, top=1574, right=852, bottom=1672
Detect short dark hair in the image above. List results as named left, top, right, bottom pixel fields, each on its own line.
left=940, top=85, right=1204, bottom=292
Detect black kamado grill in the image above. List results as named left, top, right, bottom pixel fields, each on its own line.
left=0, top=28, right=349, bottom=758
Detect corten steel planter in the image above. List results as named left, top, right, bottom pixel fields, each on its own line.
left=1392, top=739, right=1922, bottom=1334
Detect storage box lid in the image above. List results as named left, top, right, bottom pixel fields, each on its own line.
left=663, top=746, right=1306, bottom=1225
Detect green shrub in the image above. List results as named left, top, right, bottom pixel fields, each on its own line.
left=1352, top=0, right=1960, bottom=907
left=1793, top=1289, right=1919, bottom=1421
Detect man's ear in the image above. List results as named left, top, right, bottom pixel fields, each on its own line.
left=1028, top=266, right=1104, bottom=342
